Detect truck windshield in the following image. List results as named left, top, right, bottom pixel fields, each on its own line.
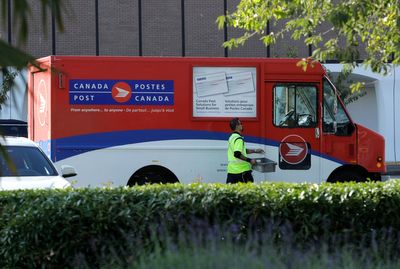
left=323, top=78, right=354, bottom=136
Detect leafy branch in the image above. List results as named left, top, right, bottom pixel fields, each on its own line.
left=217, top=0, right=400, bottom=76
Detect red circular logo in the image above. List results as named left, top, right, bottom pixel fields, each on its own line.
left=112, top=82, right=132, bottom=103
left=279, top=135, right=308, bottom=165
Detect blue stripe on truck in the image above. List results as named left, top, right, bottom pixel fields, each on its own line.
left=39, top=129, right=343, bottom=165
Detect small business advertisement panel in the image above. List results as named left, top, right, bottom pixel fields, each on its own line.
left=192, top=67, right=257, bottom=118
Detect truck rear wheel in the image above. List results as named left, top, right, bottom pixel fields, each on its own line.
left=128, top=165, right=179, bottom=186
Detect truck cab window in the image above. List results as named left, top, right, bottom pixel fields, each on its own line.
left=323, top=78, right=355, bottom=136
left=273, top=84, right=317, bottom=128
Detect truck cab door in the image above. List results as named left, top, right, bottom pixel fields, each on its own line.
left=321, top=78, right=357, bottom=181
left=265, top=82, right=321, bottom=183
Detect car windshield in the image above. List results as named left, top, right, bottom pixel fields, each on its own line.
left=0, top=146, right=58, bottom=177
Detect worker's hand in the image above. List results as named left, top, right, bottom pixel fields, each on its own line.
left=255, top=148, right=264, bottom=154
left=250, top=159, right=257, bottom=165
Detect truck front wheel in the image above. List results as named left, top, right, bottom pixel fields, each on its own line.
left=127, top=165, right=179, bottom=186
left=327, top=170, right=366, bottom=183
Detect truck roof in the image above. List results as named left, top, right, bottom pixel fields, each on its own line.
left=32, top=56, right=326, bottom=80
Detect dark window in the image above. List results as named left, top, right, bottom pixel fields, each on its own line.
left=273, top=84, right=318, bottom=128
left=0, top=146, right=58, bottom=177
left=0, top=120, right=28, bottom=137
left=323, top=79, right=354, bottom=136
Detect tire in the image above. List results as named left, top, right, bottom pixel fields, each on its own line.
left=368, top=173, right=382, bottom=182
left=328, top=170, right=366, bottom=183
left=128, top=165, right=178, bottom=186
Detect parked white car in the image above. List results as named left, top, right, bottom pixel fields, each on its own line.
left=0, top=136, right=77, bottom=190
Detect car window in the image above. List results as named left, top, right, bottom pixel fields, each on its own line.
left=0, top=146, right=58, bottom=177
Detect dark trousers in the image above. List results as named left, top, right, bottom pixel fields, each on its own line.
left=226, top=170, right=254, bottom=184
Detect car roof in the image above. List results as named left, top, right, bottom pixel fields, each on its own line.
left=0, top=136, right=37, bottom=147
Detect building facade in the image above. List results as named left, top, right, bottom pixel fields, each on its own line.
left=1, top=0, right=312, bottom=58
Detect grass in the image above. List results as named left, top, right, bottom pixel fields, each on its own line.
left=90, top=224, right=400, bottom=269
left=132, top=244, right=400, bottom=269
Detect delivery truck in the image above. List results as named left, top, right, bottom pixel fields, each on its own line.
left=27, top=56, right=386, bottom=187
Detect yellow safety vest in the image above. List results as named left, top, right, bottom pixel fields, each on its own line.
left=227, top=132, right=251, bottom=174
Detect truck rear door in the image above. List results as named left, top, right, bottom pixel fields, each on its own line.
left=29, top=69, right=52, bottom=159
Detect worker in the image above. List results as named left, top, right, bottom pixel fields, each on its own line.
left=226, top=117, right=264, bottom=183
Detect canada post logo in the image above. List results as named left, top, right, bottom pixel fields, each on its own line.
left=279, top=134, right=311, bottom=170
left=112, top=82, right=132, bottom=103
left=69, top=80, right=174, bottom=105
left=37, top=79, right=48, bottom=126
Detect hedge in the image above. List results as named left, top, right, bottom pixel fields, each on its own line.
left=1, top=181, right=400, bottom=268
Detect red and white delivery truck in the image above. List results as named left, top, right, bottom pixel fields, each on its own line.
left=28, top=56, right=386, bottom=187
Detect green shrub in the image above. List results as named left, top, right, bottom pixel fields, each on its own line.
left=1, top=181, right=400, bottom=268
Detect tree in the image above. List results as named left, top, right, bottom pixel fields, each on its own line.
left=0, top=0, right=66, bottom=68
left=0, top=0, right=66, bottom=171
left=217, top=0, right=400, bottom=87
left=0, top=0, right=66, bottom=112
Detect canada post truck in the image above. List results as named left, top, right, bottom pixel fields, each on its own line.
left=28, top=56, right=386, bottom=187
